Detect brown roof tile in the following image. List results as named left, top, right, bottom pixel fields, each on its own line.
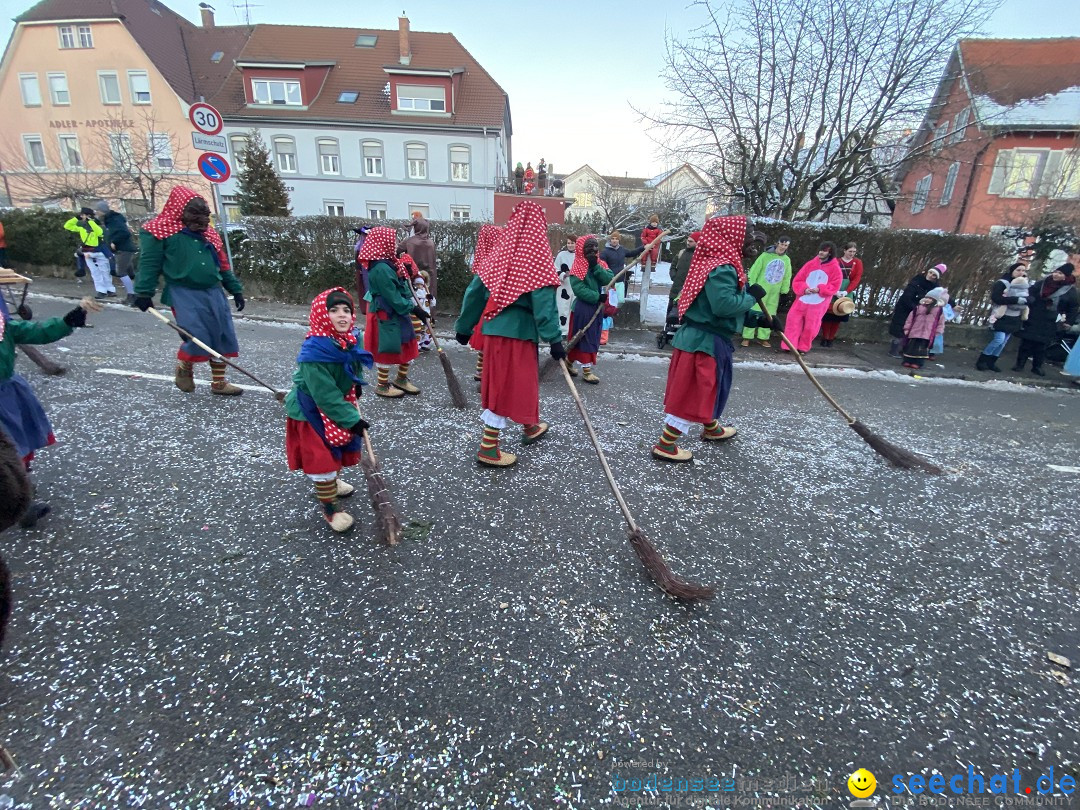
left=960, top=37, right=1080, bottom=107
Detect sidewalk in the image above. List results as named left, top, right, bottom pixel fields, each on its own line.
left=22, top=275, right=1080, bottom=392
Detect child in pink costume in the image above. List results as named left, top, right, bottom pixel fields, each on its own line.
left=782, top=242, right=843, bottom=353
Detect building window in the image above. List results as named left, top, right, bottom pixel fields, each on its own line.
left=229, top=134, right=249, bottom=164
left=108, top=133, right=132, bottom=169
left=18, top=73, right=41, bottom=106
left=23, top=135, right=46, bottom=169
left=950, top=108, right=969, bottom=144
left=931, top=121, right=949, bottom=154
left=97, top=71, right=121, bottom=105
left=911, top=174, right=932, bottom=214
left=324, top=200, right=345, bottom=217
left=252, top=79, right=302, bottom=106
left=397, top=84, right=446, bottom=112
left=149, top=133, right=173, bottom=169
left=122, top=198, right=150, bottom=216
left=406, top=143, right=427, bottom=179
left=1057, top=153, right=1080, bottom=199
left=128, top=70, right=151, bottom=104
left=47, top=72, right=70, bottom=105
left=408, top=203, right=429, bottom=219
left=362, top=141, right=383, bottom=176
left=573, top=191, right=594, bottom=208
left=318, top=139, right=341, bottom=175
left=1001, top=149, right=1048, bottom=198
left=273, top=137, right=297, bottom=173
left=78, top=25, right=93, bottom=48
left=450, top=206, right=471, bottom=222
left=337, top=91, right=359, bottom=103
left=58, top=134, right=82, bottom=169
left=450, top=146, right=470, bottom=182
left=366, top=202, right=387, bottom=219
left=940, top=162, right=960, bottom=206
left=57, top=25, right=76, bottom=48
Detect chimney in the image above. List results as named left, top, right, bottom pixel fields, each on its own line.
left=200, top=7, right=215, bottom=27
left=398, top=16, right=411, bottom=65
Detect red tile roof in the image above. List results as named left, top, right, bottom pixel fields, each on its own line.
left=960, top=37, right=1080, bottom=107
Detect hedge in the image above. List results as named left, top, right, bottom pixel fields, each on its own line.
left=1, top=208, right=1016, bottom=319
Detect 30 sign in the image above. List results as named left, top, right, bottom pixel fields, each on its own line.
left=188, top=102, right=223, bottom=136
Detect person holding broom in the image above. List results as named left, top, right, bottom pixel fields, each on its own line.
left=357, top=227, right=429, bottom=398
left=565, top=235, right=614, bottom=383
left=454, top=200, right=564, bottom=467
left=468, top=224, right=503, bottom=382
left=133, top=186, right=246, bottom=396
left=652, top=216, right=772, bottom=463
left=284, top=287, right=374, bottom=532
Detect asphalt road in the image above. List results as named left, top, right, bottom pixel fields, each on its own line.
left=1, top=297, right=1077, bottom=809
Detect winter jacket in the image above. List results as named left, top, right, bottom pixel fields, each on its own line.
left=987, top=277, right=1029, bottom=333
left=1018, top=278, right=1079, bottom=345
left=889, top=274, right=938, bottom=339
left=672, top=264, right=757, bottom=352
left=404, top=218, right=437, bottom=298
left=101, top=210, right=136, bottom=253
left=64, top=217, right=104, bottom=249
left=640, top=226, right=663, bottom=265
left=903, top=304, right=946, bottom=342
left=600, top=243, right=645, bottom=278
left=670, top=247, right=694, bottom=301
left=135, top=230, right=242, bottom=306
left=455, top=276, right=561, bottom=345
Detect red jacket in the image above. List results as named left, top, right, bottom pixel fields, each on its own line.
left=838, top=257, right=863, bottom=291
left=640, top=226, right=662, bottom=264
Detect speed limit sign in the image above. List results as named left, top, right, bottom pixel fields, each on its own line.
left=189, top=102, right=223, bottom=135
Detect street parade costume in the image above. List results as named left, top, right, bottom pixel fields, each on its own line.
left=358, top=227, right=422, bottom=399
left=467, top=224, right=503, bottom=381
left=455, top=201, right=562, bottom=467
left=567, top=235, right=615, bottom=383
left=285, top=288, right=374, bottom=532
left=654, top=216, right=756, bottom=463
left=820, top=254, right=863, bottom=342
left=741, top=248, right=792, bottom=345
left=783, top=255, right=843, bottom=353
left=135, top=186, right=245, bottom=395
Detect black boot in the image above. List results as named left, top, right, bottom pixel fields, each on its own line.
left=1031, top=365, right=1046, bottom=377
left=975, top=353, right=990, bottom=371
left=19, top=501, right=51, bottom=529
left=888, top=338, right=902, bottom=358
left=1012, top=359, right=1025, bottom=372
left=987, top=356, right=1002, bottom=373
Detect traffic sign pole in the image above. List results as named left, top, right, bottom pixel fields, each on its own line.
left=212, top=183, right=235, bottom=275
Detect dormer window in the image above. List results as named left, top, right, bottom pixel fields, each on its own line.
left=397, top=84, right=445, bottom=112
left=252, top=79, right=302, bottom=106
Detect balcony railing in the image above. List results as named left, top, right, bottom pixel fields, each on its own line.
left=495, top=175, right=565, bottom=197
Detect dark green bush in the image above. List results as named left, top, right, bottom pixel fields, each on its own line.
left=0, top=208, right=84, bottom=267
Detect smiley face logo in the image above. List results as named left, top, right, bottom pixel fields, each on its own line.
left=848, top=768, right=876, bottom=798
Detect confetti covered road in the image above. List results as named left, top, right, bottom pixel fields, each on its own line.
left=1, top=298, right=1077, bottom=809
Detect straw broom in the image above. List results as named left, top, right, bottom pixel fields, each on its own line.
left=408, top=286, right=467, bottom=408
left=756, top=298, right=942, bottom=474
left=557, top=360, right=714, bottom=601
left=358, top=424, right=402, bottom=546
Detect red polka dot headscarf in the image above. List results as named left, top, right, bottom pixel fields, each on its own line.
left=679, top=215, right=748, bottom=318
left=355, top=226, right=402, bottom=271
left=472, top=224, right=503, bottom=275
left=307, top=287, right=357, bottom=349
left=569, top=234, right=600, bottom=280
left=142, top=186, right=225, bottom=254
left=479, top=201, right=559, bottom=320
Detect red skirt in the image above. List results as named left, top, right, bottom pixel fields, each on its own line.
left=469, top=330, right=485, bottom=352
left=663, top=349, right=718, bottom=424
left=481, top=335, right=539, bottom=425
left=285, top=417, right=360, bottom=476
left=363, top=311, right=419, bottom=365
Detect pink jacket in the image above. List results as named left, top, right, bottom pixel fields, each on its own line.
left=903, top=305, right=945, bottom=341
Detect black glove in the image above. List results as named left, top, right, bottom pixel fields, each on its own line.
left=550, top=341, right=567, bottom=360
left=62, top=306, right=87, bottom=328
left=411, top=305, right=430, bottom=323
left=233, top=293, right=245, bottom=312
left=16, top=303, right=32, bottom=320
left=455, top=332, right=471, bottom=345
left=747, top=284, right=768, bottom=303
left=349, top=417, right=370, bottom=436
left=756, top=311, right=774, bottom=329
left=134, top=295, right=153, bottom=312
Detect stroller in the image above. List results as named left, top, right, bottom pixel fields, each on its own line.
left=656, top=297, right=680, bottom=349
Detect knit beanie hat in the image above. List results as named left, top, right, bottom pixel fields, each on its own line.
left=94, top=200, right=110, bottom=214
left=925, top=286, right=949, bottom=305
left=325, top=289, right=353, bottom=312
left=932, top=263, right=947, bottom=275
left=1058, top=262, right=1075, bottom=278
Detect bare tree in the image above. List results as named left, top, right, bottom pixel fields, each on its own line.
left=94, top=111, right=194, bottom=211
left=640, top=0, right=1001, bottom=222
left=0, top=133, right=114, bottom=208
left=590, top=180, right=645, bottom=233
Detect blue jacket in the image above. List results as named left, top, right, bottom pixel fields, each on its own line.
left=101, top=210, right=136, bottom=253
left=600, top=242, right=644, bottom=276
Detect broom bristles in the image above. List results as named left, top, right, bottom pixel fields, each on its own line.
left=627, top=527, right=715, bottom=602
left=849, top=420, right=943, bottom=474
left=360, top=456, right=403, bottom=545
left=438, top=350, right=468, bottom=408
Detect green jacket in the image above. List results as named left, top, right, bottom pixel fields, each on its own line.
left=569, top=264, right=614, bottom=305
left=367, top=260, right=414, bottom=316
left=1, top=316, right=73, bottom=381
left=672, top=264, right=757, bottom=355
left=455, top=275, right=561, bottom=344
left=135, top=230, right=242, bottom=306
left=64, top=217, right=104, bottom=248
left=284, top=361, right=363, bottom=431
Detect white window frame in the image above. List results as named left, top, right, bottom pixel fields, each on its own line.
left=78, top=25, right=93, bottom=48
left=149, top=133, right=173, bottom=169
left=1056, top=152, right=1080, bottom=199
left=47, top=72, right=70, bottom=106
left=23, top=134, right=47, bottom=169
left=407, top=203, right=430, bottom=220
left=229, top=135, right=249, bottom=164
left=449, top=145, right=470, bottom=182
left=450, top=205, right=471, bottom=222
left=317, top=138, right=341, bottom=175
left=324, top=200, right=346, bottom=217
left=1001, top=149, right=1048, bottom=198
left=57, top=133, right=82, bottom=170
left=405, top=142, right=427, bottom=180
left=362, top=140, right=384, bottom=177
left=574, top=191, right=594, bottom=208
left=57, top=25, right=76, bottom=49
left=98, top=71, right=121, bottom=105
left=272, top=137, right=297, bottom=173
left=19, top=73, right=41, bottom=107
left=366, top=202, right=387, bottom=219
left=396, top=83, right=446, bottom=113
left=251, top=79, right=302, bottom=106
left=911, top=174, right=932, bottom=214
left=932, top=122, right=949, bottom=154
left=127, top=70, right=151, bottom=104
left=940, top=162, right=960, bottom=206
left=950, top=108, right=969, bottom=144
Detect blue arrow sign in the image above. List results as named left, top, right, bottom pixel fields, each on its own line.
left=197, top=152, right=231, bottom=183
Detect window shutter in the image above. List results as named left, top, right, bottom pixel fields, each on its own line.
left=987, top=150, right=1011, bottom=195
left=1037, top=150, right=1065, bottom=197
